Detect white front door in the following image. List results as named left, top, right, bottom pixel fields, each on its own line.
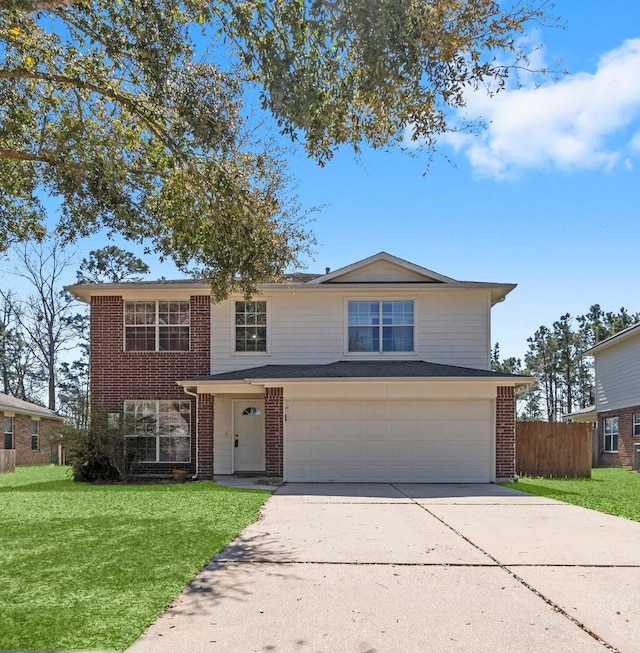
left=233, top=400, right=266, bottom=472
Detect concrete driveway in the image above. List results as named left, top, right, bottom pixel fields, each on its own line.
left=127, top=483, right=640, bottom=653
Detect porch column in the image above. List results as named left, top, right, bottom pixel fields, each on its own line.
left=198, top=394, right=214, bottom=479
left=496, top=386, right=516, bottom=480
left=265, top=387, right=284, bottom=476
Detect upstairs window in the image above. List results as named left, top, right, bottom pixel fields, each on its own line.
left=3, top=416, right=13, bottom=450
left=348, top=300, right=414, bottom=353
left=235, top=301, right=267, bottom=352
left=124, top=301, right=189, bottom=352
left=30, top=420, right=39, bottom=451
left=604, top=417, right=618, bottom=452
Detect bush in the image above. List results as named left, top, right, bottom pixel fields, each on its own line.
left=65, top=413, right=135, bottom=482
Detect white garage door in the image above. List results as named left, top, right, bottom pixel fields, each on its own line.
left=285, top=399, right=493, bottom=483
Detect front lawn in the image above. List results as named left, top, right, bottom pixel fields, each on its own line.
left=0, top=465, right=270, bottom=651
left=504, top=467, right=640, bottom=523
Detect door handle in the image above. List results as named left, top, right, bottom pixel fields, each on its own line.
left=235, top=436, right=239, bottom=448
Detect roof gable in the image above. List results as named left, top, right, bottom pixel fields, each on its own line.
left=585, top=322, right=640, bottom=355
left=65, top=251, right=515, bottom=305
left=308, top=252, right=457, bottom=285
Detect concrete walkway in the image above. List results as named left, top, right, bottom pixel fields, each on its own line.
left=127, top=483, right=640, bottom=653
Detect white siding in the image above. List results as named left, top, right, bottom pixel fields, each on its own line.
left=594, top=337, right=640, bottom=411
left=210, top=287, right=491, bottom=373
left=329, top=260, right=433, bottom=282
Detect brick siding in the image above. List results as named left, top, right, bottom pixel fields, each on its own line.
left=598, top=405, right=640, bottom=467
left=264, top=387, right=283, bottom=476
left=496, top=386, right=516, bottom=480
left=198, top=394, right=214, bottom=478
left=0, top=412, right=59, bottom=465
left=90, top=295, right=211, bottom=476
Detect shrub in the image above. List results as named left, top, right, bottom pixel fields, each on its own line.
left=65, top=413, right=136, bottom=482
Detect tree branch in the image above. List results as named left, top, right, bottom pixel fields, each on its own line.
left=0, top=148, right=53, bottom=163
left=0, top=68, right=178, bottom=159
left=24, top=0, right=83, bottom=12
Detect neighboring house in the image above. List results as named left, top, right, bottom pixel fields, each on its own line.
left=0, top=393, right=65, bottom=466
left=66, top=252, right=534, bottom=483
left=577, top=323, right=640, bottom=467
left=564, top=405, right=598, bottom=467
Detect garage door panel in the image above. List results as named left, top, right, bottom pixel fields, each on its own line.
left=362, top=403, right=388, bottom=419
left=285, top=399, right=493, bottom=483
left=339, top=422, right=368, bottom=438
left=386, top=401, right=489, bottom=420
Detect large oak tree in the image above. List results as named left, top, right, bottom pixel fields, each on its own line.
left=1, top=0, right=552, bottom=297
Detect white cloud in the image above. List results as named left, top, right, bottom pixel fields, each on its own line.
left=433, top=38, right=640, bottom=178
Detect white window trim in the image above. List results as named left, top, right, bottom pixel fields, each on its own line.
left=603, top=416, right=619, bottom=453
left=344, top=298, right=417, bottom=357
left=633, top=413, right=640, bottom=437
left=123, top=300, right=191, bottom=353
left=231, top=298, right=271, bottom=356
left=123, top=400, right=192, bottom=464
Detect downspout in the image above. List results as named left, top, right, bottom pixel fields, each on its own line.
left=183, top=387, right=199, bottom=480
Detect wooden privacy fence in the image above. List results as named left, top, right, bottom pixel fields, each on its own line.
left=0, top=449, right=16, bottom=474
left=516, top=421, right=592, bottom=478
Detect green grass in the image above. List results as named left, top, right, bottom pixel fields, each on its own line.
left=504, top=467, right=640, bottom=522
left=0, top=465, right=270, bottom=651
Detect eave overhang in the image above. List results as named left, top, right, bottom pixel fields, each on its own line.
left=584, top=322, right=640, bottom=355
left=66, top=279, right=516, bottom=307
left=177, top=360, right=536, bottom=395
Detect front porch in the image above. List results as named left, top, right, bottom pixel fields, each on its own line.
left=187, top=385, right=284, bottom=479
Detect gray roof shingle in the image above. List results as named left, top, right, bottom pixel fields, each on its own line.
left=0, top=393, right=65, bottom=420
left=188, top=360, right=530, bottom=382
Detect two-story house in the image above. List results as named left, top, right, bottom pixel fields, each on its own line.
left=67, top=252, right=533, bottom=483
left=581, top=323, right=640, bottom=467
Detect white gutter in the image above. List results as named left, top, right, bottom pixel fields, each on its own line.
left=182, top=386, right=199, bottom=480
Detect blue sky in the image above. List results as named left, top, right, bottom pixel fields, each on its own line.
left=2, top=1, right=639, bottom=362
left=282, top=0, right=640, bottom=361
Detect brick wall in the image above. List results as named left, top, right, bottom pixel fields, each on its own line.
left=264, top=387, right=283, bottom=476
left=496, top=386, right=516, bottom=480
left=198, top=394, right=214, bottom=478
left=598, top=405, right=640, bottom=467
left=1, top=412, right=59, bottom=465
left=90, top=295, right=211, bottom=475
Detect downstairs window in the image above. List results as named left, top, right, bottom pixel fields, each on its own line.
left=4, top=416, right=14, bottom=449
left=30, top=420, right=39, bottom=451
left=124, top=400, right=191, bottom=463
left=604, top=417, right=619, bottom=452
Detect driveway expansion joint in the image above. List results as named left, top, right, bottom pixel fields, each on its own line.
left=214, top=559, right=498, bottom=567
left=506, top=563, right=640, bottom=568
left=390, top=484, right=621, bottom=653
